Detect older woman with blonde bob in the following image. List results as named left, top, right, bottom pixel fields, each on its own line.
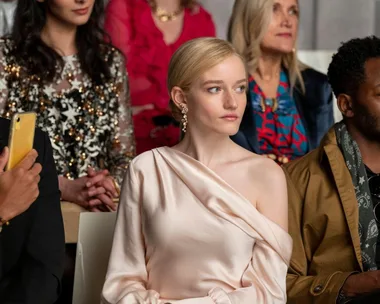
left=229, top=0, right=334, bottom=164
left=101, top=37, right=292, bottom=304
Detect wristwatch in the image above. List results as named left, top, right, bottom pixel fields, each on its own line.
left=337, top=290, right=352, bottom=304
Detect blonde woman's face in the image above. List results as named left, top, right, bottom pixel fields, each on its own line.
left=186, top=55, right=247, bottom=136
left=261, top=0, right=299, bottom=54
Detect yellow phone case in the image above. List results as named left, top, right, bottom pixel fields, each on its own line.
left=6, top=112, right=37, bottom=171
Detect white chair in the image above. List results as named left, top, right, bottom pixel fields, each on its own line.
left=72, top=212, right=117, bottom=304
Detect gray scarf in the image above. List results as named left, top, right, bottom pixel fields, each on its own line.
left=335, top=121, right=378, bottom=271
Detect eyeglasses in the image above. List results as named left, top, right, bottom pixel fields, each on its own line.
left=369, top=175, right=380, bottom=222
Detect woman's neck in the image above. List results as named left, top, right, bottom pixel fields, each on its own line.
left=255, top=52, right=282, bottom=81
left=40, top=14, right=77, bottom=57
left=174, top=126, right=234, bottom=169
left=153, top=0, right=181, bottom=11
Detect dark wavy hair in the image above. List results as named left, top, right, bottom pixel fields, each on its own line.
left=10, top=0, right=113, bottom=84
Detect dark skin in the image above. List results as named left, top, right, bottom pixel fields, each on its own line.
left=338, top=57, right=380, bottom=297
left=338, top=57, right=380, bottom=174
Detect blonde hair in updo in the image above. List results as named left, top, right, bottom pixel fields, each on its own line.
left=167, top=37, right=244, bottom=121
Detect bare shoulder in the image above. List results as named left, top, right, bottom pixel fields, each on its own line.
left=231, top=145, right=287, bottom=197
left=253, top=156, right=286, bottom=184
left=236, top=148, right=288, bottom=231
left=234, top=145, right=285, bottom=183
left=247, top=155, right=287, bottom=196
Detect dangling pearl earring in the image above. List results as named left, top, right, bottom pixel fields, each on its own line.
left=180, top=104, right=188, bottom=133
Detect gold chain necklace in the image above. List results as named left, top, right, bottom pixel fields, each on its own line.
left=148, top=0, right=183, bottom=22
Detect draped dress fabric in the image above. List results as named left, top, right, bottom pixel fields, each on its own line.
left=102, top=147, right=292, bottom=304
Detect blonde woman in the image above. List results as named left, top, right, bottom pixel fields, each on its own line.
left=102, top=38, right=292, bottom=304
left=229, top=0, right=334, bottom=164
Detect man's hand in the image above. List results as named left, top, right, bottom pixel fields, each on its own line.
left=0, top=147, right=42, bottom=222
left=342, top=271, right=380, bottom=298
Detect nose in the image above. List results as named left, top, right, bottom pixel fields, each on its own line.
left=75, top=0, right=85, bottom=4
left=280, top=11, right=292, bottom=28
left=223, top=90, right=238, bottom=110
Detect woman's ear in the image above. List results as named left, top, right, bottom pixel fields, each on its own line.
left=170, top=86, right=187, bottom=109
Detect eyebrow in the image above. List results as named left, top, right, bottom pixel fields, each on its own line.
left=235, top=79, right=248, bottom=84
left=273, top=1, right=299, bottom=9
left=202, top=80, right=224, bottom=86
left=202, top=79, right=247, bottom=86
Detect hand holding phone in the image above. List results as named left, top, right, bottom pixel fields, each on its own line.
left=0, top=147, right=42, bottom=224
left=0, top=112, right=40, bottom=225
left=6, top=112, right=36, bottom=171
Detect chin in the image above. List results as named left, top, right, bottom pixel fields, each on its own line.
left=71, top=17, right=91, bottom=26
left=229, top=129, right=240, bottom=136
left=217, top=125, right=240, bottom=136
left=73, top=20, right=90, bottom=26
left=268, top=45, right=295, bottom=55
left=279, top=45, right=295, bottom=54
left=228, top=130, right=240, bottom=136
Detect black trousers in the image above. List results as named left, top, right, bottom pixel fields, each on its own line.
left=55, top=244, right=77, bottom=304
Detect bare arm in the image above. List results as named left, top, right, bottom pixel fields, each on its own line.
left=256, top=159, right=288, bottom=232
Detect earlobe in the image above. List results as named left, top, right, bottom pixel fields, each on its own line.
left=337, top=94, right=354, bottom=118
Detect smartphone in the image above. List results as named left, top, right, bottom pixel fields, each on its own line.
left=6, top=112, right=37, bottom=171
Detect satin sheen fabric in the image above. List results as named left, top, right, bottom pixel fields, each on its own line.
left=102, top=147, right=292, bottom=304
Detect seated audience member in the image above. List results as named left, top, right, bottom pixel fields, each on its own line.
left=229, top=0, right=334, bottom=164
left=102, top=37, right=292, bottom=304
left=104, top=0, right=216, bottom=154
left=0, top=0, right=136, bottom=211
left=285, top=36, right=380, bottom=303
left=0, top=117, right=65, bottom=303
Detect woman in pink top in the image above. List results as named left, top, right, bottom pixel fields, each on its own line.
left=104, top=0, right=216, bottom=154
left=102, top=38, right=292, bottom=304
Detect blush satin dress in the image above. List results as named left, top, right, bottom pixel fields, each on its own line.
left=102, top=147, right=292, bottom=304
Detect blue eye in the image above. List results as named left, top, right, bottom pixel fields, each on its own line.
left=289, top=8, right=299, bottom=16
left=207, top=87, right=221, bottom=93
left=236, top=85, right=246, bottom=93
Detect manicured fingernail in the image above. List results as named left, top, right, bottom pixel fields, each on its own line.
left=86, top=182, right=91, bottom=187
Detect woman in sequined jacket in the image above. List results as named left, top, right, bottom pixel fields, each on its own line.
left=0, top=0, right=136, bottom=211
